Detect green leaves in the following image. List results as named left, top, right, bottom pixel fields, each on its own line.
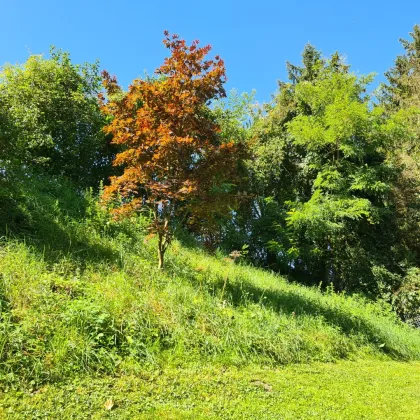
left=286, top=191, right=374, bottom=235
left=235, top=46, right=417, bottom=294
left=287, top=71, right=376, bottom=160
left=0, top=48, right=112, bottom=187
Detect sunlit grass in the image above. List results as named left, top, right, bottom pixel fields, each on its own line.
left=1, top=229, right=420, bottom=388
left=2, top=361, right=420, bottom=419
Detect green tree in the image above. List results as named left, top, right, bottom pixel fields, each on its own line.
left=224, top=46, right=334, bottom=271
left=236, top=46, right=417, bottom=297
left=0, top=47, right=114, bottom=187
left=284, top=68, right=398, bottom=290
left=375, top=25, right=420, bottom=319
left=383, top=25, right=420, bottom=110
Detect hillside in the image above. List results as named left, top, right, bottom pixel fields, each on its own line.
left=1, top=175, right=420, bottom=418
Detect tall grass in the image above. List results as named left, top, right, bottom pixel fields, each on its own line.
left=0, top=173, right=420, bottom=388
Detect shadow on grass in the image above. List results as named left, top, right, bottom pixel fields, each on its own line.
left=0, top=176, right=121, bottom=269
left=167, top=259, right=419, bottom=360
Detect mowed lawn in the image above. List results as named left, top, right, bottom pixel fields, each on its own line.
left=2, top=360, right=419, bottom=419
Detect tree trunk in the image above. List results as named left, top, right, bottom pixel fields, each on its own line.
left=158, top=246, right=164, bottom=269
left=158, top=233, right=165, bottom=269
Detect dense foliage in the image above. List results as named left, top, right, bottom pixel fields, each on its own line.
left=0, top=48, right=115, bottom=188
left=217, top=32, right=420, bottom=323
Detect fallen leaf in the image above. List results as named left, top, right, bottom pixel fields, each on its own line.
left=104, top=399, right=114, bottom=410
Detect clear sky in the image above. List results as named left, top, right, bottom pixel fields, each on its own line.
left=1, top=1, right=419, bottom=102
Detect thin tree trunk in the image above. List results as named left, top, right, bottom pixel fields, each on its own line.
left=158, top=246, right=164, bottom=269
left=158, top=233, right=165, bottom=269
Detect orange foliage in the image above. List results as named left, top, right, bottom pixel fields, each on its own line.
left=101, top=32, right=244, bottom=268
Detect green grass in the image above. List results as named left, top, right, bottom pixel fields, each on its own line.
left=1, top=174, right=420, bottom=415
left=2, top=361, right=420, bottom=419
left=2, top=235, right=420, bottom=387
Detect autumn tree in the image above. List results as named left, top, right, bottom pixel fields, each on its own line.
left=101, top=32, right=243, bottom=268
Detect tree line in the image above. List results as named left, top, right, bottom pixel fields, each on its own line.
left=1, top=27, right=420, bottom=322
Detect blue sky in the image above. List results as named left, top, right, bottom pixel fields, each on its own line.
left=1, top=1, right=419, bottom=102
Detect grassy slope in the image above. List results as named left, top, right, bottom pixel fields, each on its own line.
left=1, top=175, right=420, bottom=417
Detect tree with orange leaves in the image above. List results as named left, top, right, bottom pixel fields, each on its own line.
left=101, top=32, right=244, bottom=268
